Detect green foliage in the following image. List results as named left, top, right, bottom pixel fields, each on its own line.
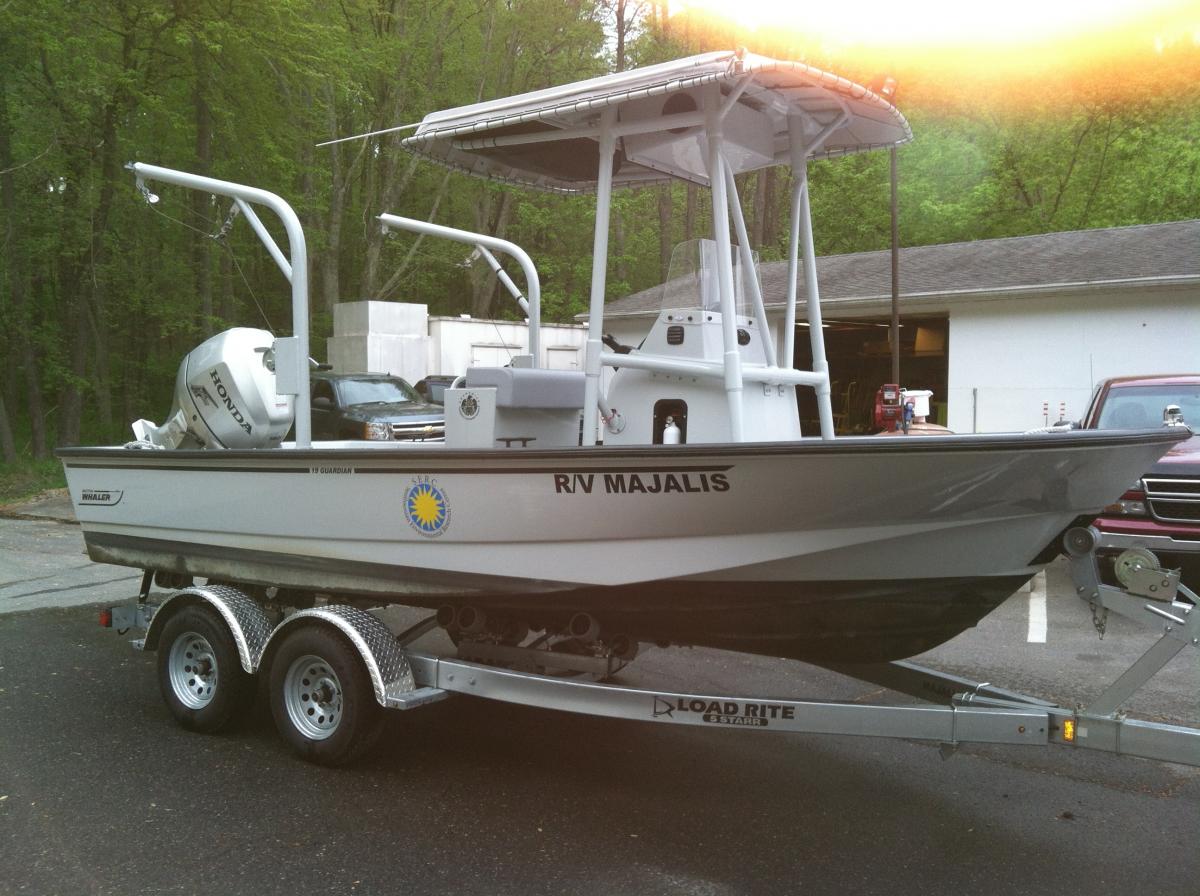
left=0, top=459, right=67, bottom=505
left=1, top=1, right=1197, bottom=461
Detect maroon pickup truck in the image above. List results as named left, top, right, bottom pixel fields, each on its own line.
left=1082, top=374, right=1200, bottom=587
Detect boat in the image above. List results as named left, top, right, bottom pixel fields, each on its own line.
left=58, top=50, right=1188, bottom=663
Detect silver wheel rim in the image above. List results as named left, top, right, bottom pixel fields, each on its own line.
left=283, top=654, right=343, bottom=741
left=168, top=631, right=219, bottom=710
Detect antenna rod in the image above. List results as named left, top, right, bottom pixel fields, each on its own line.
left=315, top=122, right=421, bottom=148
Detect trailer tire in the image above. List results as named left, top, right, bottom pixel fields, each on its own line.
left=268, top=626, right=384, bottom=767
left=156, top=604, right=255, bottom=733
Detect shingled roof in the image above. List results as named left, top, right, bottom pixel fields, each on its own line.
left=593, top=219, right=1200, bottom=319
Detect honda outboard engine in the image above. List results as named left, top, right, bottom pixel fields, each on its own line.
left=132, top=328, right=295, bottom=449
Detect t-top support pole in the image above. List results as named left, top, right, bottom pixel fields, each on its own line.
left=582, top=108, right=618, bottom=446
left=722, top=159, right=776, bottom=368
left=786, top=117, right=835, bottom=440
left=706, top=86, right=745, bottom=442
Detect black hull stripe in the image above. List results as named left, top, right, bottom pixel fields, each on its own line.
left=57, top=426, right=1188, bottom=468
left=58, top=463, right=737, bottom=475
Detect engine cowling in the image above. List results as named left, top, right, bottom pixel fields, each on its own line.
left=132, top=328, right=295, bottom=449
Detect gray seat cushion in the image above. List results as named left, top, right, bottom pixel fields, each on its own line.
left=464, top=367, right=586, bottom=409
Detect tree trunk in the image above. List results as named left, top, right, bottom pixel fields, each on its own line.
left=21, top=328, right=46, bottom=459
left=296, top=85, right=318, bottom=310
left=84, top=92, right=126, bottom=437
left=360, top=5, right=455, bottom=297
left=752, top=170, right=768, bottom=248
left=219, top=243, right=236, bottom=324
left=321, top=85, right=348, bottom=312
left=761, top=169, right=778, bottom=247
left=51, top=151, right=89, bottom=447
left=685, top=183, right=697, bottom=241
left=615, top=0, right=627, bottom=72
left=59, top=304, right=87, bottom=447
left=469, top=190, right=513, bottom=317
left=614, top=210, right=627, bottom=285
left=1, top=355, right=16, bottom=450
left=18, top=267, right=47, bottom=457
left=121, top=311, right=142, bottom=427
left=362, top=149, right=421, bottom=296
left=0, top=60, right=26, bottom=461
left=0, top=396, right=15, bottom=464
left=65, top=27, right=138, bottom=443
left=658, top=185, right=673, bottom=280
left=191, top=33, right=214, bottom=335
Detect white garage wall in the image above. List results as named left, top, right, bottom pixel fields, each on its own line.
left=428, top=316, right=586, bottom=375
left=947, top=287, right=1200, bottom=433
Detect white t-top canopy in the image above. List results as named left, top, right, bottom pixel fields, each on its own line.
left=402, top=51, right=911, bottom=193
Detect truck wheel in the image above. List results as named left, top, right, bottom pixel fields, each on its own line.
left=268, top=626, right=384, bottom=767
left=157, top=604, right=254, bottom=733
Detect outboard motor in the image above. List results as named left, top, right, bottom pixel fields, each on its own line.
left=132, top=328, right=294, bottom=449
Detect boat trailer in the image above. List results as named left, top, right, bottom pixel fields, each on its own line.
left=104, top=527, right=1198, bottom=767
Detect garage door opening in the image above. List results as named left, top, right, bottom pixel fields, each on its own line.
left=792, top=316, right=949, bottom=434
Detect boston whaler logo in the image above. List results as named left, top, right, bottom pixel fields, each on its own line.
left=652, top=695, right=795, bottom=728
left=404, top=475, right=451, bottom=537
left=459, top=393, right=480, bottom=420
left=209, top=368, right=253, bottom=435
left=80, top=489, right=123, bottom=506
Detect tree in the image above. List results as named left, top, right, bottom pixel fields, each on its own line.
left=0, top=1, right=1196, bottom=462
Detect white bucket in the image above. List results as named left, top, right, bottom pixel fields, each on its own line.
left=902, top=389, right=933, bottom=418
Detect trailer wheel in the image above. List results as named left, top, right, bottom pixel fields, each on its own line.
left=156, top=604, right=254, bottom=733
left=268, top=626, right=384, bottom=767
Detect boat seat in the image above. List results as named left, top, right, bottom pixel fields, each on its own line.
left=464, top=367, right=585, bottom=409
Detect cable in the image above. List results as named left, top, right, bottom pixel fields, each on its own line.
left=143, top=201, right=215, bottom=240
left=220, top=241, right=276, bottom=333
left=138, top=190, right=278, bottom=333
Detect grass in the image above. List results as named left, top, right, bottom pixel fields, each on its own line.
left=0, top=458, right=67, bottom=505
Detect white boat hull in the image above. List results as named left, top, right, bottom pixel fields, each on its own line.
left=59, top=429, right=1186, bottom=662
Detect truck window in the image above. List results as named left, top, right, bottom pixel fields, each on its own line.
left=1096, top=385, right=1200, bottom=429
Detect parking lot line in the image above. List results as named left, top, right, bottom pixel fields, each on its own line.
left=1027, top=571, right=1047, bottom=643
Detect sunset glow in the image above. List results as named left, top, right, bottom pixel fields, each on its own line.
left=672, top=0, right=1200, bottom=78
left=679, top=0, right=1192, bottom=46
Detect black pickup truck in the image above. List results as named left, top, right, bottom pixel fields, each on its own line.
left=310, top=372, right=445, bottom=442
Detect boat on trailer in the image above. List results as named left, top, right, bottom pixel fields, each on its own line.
left=61, top=50, right=1188, bottom=667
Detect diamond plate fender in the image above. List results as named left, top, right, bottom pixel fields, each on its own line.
left=262, top=606, right=416, bottom=707
left=143, top=585, right=273, bottom=673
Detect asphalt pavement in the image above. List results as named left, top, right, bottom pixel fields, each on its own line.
left=1, top=496, right=1197, bottom=896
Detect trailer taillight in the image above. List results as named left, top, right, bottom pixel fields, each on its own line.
left=98, top=608, right=113, bottom=628
left=1063, top=718, right=1076, bottom=743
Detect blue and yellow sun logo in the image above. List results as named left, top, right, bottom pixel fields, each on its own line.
left=404, top=478, right=450, bottom=537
